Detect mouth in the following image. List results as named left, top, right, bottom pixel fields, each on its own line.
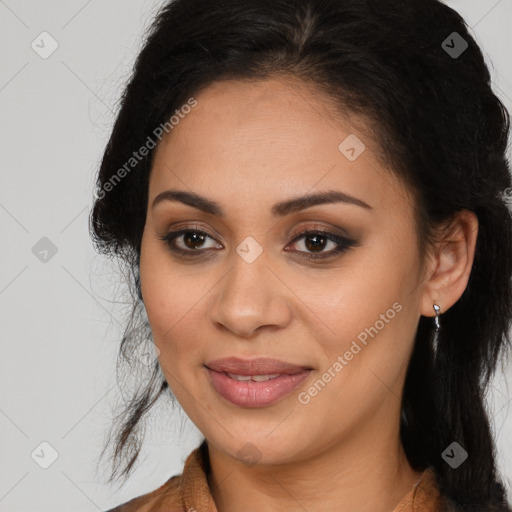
left=205, top=357, right=313, bottom=407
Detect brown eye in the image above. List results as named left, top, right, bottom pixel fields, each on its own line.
left=159, top=229, right=222, bottom=255
left=301, top=233, right=332, bottom=252
left=286, top=228, right=357, bottom=261
left=182, top=231, right=207, bottom=249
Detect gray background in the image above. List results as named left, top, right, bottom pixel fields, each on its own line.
left=0, top=1, right=511, bottom=510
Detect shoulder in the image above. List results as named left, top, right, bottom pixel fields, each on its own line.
left=393, top=467, right=447, bottom=512
left=104, top=440, right=211, bottom=512
left=411, top=467, right=456, bottom=512
left=104, top=474, right=184, bottom=512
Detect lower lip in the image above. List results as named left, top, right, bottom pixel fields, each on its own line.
left=206, top=368, right=312, bottom=407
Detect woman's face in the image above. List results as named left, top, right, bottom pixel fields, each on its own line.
left=140, top=77, right=431, bottom=465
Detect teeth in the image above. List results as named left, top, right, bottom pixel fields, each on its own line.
left=226, top=373, right=252, bottom=381
left=226, top=372, right=281, bottom=382
left=251, top=374, right=281, bottom=382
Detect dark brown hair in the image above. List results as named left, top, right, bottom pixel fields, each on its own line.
left=90, top=0, right=512, bottom=509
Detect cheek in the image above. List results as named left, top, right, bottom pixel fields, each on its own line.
left=139, top=239, right=214, bottom=368
left=140, top=233, right=186, bottom=324
left=312, top=236, right=420, bottom=382
left=317, top=251, right=412, bottom=336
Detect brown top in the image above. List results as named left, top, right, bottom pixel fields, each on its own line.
left=105, top=441, right=448, bottom=512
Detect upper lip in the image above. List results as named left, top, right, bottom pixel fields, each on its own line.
left=205, top=357, right=312, bottom=376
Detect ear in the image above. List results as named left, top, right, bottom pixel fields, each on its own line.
left=420, top=209, right=479, bottom=318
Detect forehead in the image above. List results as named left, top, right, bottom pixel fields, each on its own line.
left=149, top=77, right=412, bottom=216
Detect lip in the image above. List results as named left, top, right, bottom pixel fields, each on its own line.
left=205, top=357, right=311, bottom=375
left=205, top=357, right=313, bottom=408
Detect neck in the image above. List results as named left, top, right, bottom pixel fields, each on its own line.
left=206, top=414, right=422, bottom=512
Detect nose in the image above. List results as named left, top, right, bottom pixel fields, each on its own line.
left=207, top=254, right=293, bottom=339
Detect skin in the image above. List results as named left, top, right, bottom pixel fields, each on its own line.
left=139, top=76, right=478, bottom=512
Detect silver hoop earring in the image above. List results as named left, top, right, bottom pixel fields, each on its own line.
left=433, top=303, right=441, bottom=332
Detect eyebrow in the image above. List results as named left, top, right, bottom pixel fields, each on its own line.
left=151, top=189, right=372, bottom=216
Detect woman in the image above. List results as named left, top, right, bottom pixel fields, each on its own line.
left=90, top=0, right=512, bottom=510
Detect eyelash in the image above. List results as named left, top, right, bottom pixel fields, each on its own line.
left=158, top=225, right=357, bottom=262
